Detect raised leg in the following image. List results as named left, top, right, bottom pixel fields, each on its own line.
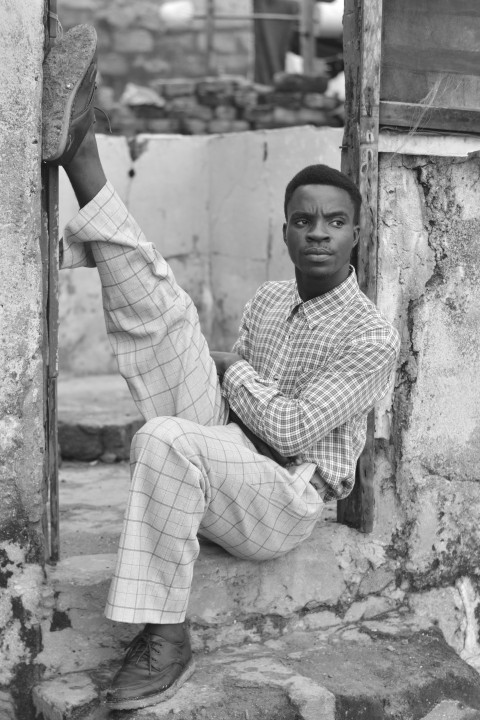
left=62, top=127, right=227, bottom=426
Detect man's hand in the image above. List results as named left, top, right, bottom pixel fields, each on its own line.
left=210, top=351, right=243, bottom=380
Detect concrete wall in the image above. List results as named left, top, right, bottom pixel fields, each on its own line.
left=372, top=149, right=480, bottom=671
left=0, top=2, right=48, bottom=718
left=58, top=126, right=343, bottom=376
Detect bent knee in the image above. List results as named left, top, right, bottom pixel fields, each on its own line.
left=131, top=416, right=202, bottom=459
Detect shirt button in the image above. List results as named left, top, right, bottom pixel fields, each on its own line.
left=273, top=375, right=279, bottom=381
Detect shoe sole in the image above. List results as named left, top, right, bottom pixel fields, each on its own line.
left=42, top=25, right=97, bottom=162
left=104, top=658, right=197, bottom=711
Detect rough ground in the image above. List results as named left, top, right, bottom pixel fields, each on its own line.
left=32, top=375, right=480, bottom=720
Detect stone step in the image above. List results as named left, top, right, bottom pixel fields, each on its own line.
left=33, top=581, right=480, bottom=720
left=38, top=460, right=480, bottom=719
left=58, top=374, right=144, bottom=461
left=59, top=461, right=130, bottom=557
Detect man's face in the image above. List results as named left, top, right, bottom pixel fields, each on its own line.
left=283, top=184, right=359, bottom=293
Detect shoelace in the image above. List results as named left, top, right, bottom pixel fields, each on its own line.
left=125, top=633, right=164, bottom=674
left=94, top=105, right=113, bottom=134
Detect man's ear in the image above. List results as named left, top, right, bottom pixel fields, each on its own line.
left=352, top=225, right=360, bottom=248
left=282, top=223, right=287, bottom=244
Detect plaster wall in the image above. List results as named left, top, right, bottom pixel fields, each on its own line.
left=0, top=1, right=48, bottom=717
left=374, top=151, right=480, bottom=670
left=58, top=126, right=343, bottom=376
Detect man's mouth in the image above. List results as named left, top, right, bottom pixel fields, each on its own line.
left=304, top=248, right=333, bottom=256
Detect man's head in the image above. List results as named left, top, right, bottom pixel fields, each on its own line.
left=282, top=164, right=362, bottom=299
left=284, top=164, right=362, bottom=223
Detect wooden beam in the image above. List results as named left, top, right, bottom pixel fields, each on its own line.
left=300, top=0, right=316, bottom=75
left=45, top=1, right=60, bottom=563
left=380, top=101, right=480, bottom=135
left=205, top=0, right=215, bottom=75
left=338, top=0, right=383, bottom=534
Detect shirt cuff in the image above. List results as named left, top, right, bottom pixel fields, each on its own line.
left=222, top=359, right=271, bottom=400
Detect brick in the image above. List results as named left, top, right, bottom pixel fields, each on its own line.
left=296, top=108, right=328, bottom=125
left=99, top=52, right=128, bottom=77
left=132, top=105, right=166, bottom=119
left=303, top=93, right=340, bottom=111
left=214, top=105, right=238, bottom=121
left=153, top=78, right=196, bottom=98
left=182, top=118, right=208, bottom=135
left=110, top=106, right=146, bottom=135
left=274, top=72, right=329, bottom=94
left=146, top=118, right=181, bottom=134
left=132, top=56, right=171, bottom=75
left=270, top=92, right=302, bottom=109
left=272, top=107, right=299, bottom=125
left=113, top=28, right=154, bottom=54
left=231, top=120, right=251, bottom=133
left=190, top=104, right=214, bottom=121
left=164, top=96, right=213, bottom=121
left=233, top=88, right=258, bottom=108
left=208, top=119, right=236, bottom=134
left=252, top=119, right=277, bottom=130
left=97, top=4, right=138, bottom=29
left=197, top=78, right=236, bottom=95
left=243, top=105, right=274, bottom=123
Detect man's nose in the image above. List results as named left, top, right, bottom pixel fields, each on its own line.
left=307, top=219, right=329, bottom=240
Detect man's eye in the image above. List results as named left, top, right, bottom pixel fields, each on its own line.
left=294, top=218, right=308, bottom=226
left=331, top=219, right=345, bottom=228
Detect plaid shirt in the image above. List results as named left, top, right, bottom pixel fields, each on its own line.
left=222, top=273, right=400, bottom=501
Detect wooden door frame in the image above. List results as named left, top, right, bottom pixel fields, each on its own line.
left=338, top=0, right=382, bottom=532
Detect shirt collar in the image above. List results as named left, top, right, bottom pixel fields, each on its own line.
left=286, top=267, right=360, bottom=328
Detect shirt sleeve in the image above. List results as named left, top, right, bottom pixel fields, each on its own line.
left=231, top=297, right=253, bottom=361
left=222, top=325, right=399, bottom=457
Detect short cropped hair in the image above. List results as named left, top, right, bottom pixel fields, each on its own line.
left=284, top=164, right=362, bottom=223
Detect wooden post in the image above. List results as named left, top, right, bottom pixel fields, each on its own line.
left=300, top=0, right=316, bottom=75
left=205, top=0, right=215, bottom=75
left=338, top=0, right=382, bottom=533
left=45, top=1, right=60, bottom=562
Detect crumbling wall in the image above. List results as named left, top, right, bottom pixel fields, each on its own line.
left=0, top=2, right=49, bottom=718
left=375, top=152, right=480, bottom=669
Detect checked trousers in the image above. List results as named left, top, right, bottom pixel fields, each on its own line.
left=62, top=182, right=324, bottom=624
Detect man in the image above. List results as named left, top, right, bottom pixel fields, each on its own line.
left=43, top=26, right=399, bottom=712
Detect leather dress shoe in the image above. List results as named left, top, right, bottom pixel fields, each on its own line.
left=105, top=626, right=195, bottom=710
left=42, top=25, right=97, bottom=165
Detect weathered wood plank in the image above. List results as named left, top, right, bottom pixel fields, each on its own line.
left=383, top=47, right=480, bottom=79
left=381, top=0, right=480, bottom=109
left=339, top=0, right=382, bottom=534
left=380, top=101, right=480, bottom=135
left=300, top=0, right=316, bottom=75
left=46, top=2, right=60, bottom=563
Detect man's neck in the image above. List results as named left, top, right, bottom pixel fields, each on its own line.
left=295, top=266, right=350, bottom=302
